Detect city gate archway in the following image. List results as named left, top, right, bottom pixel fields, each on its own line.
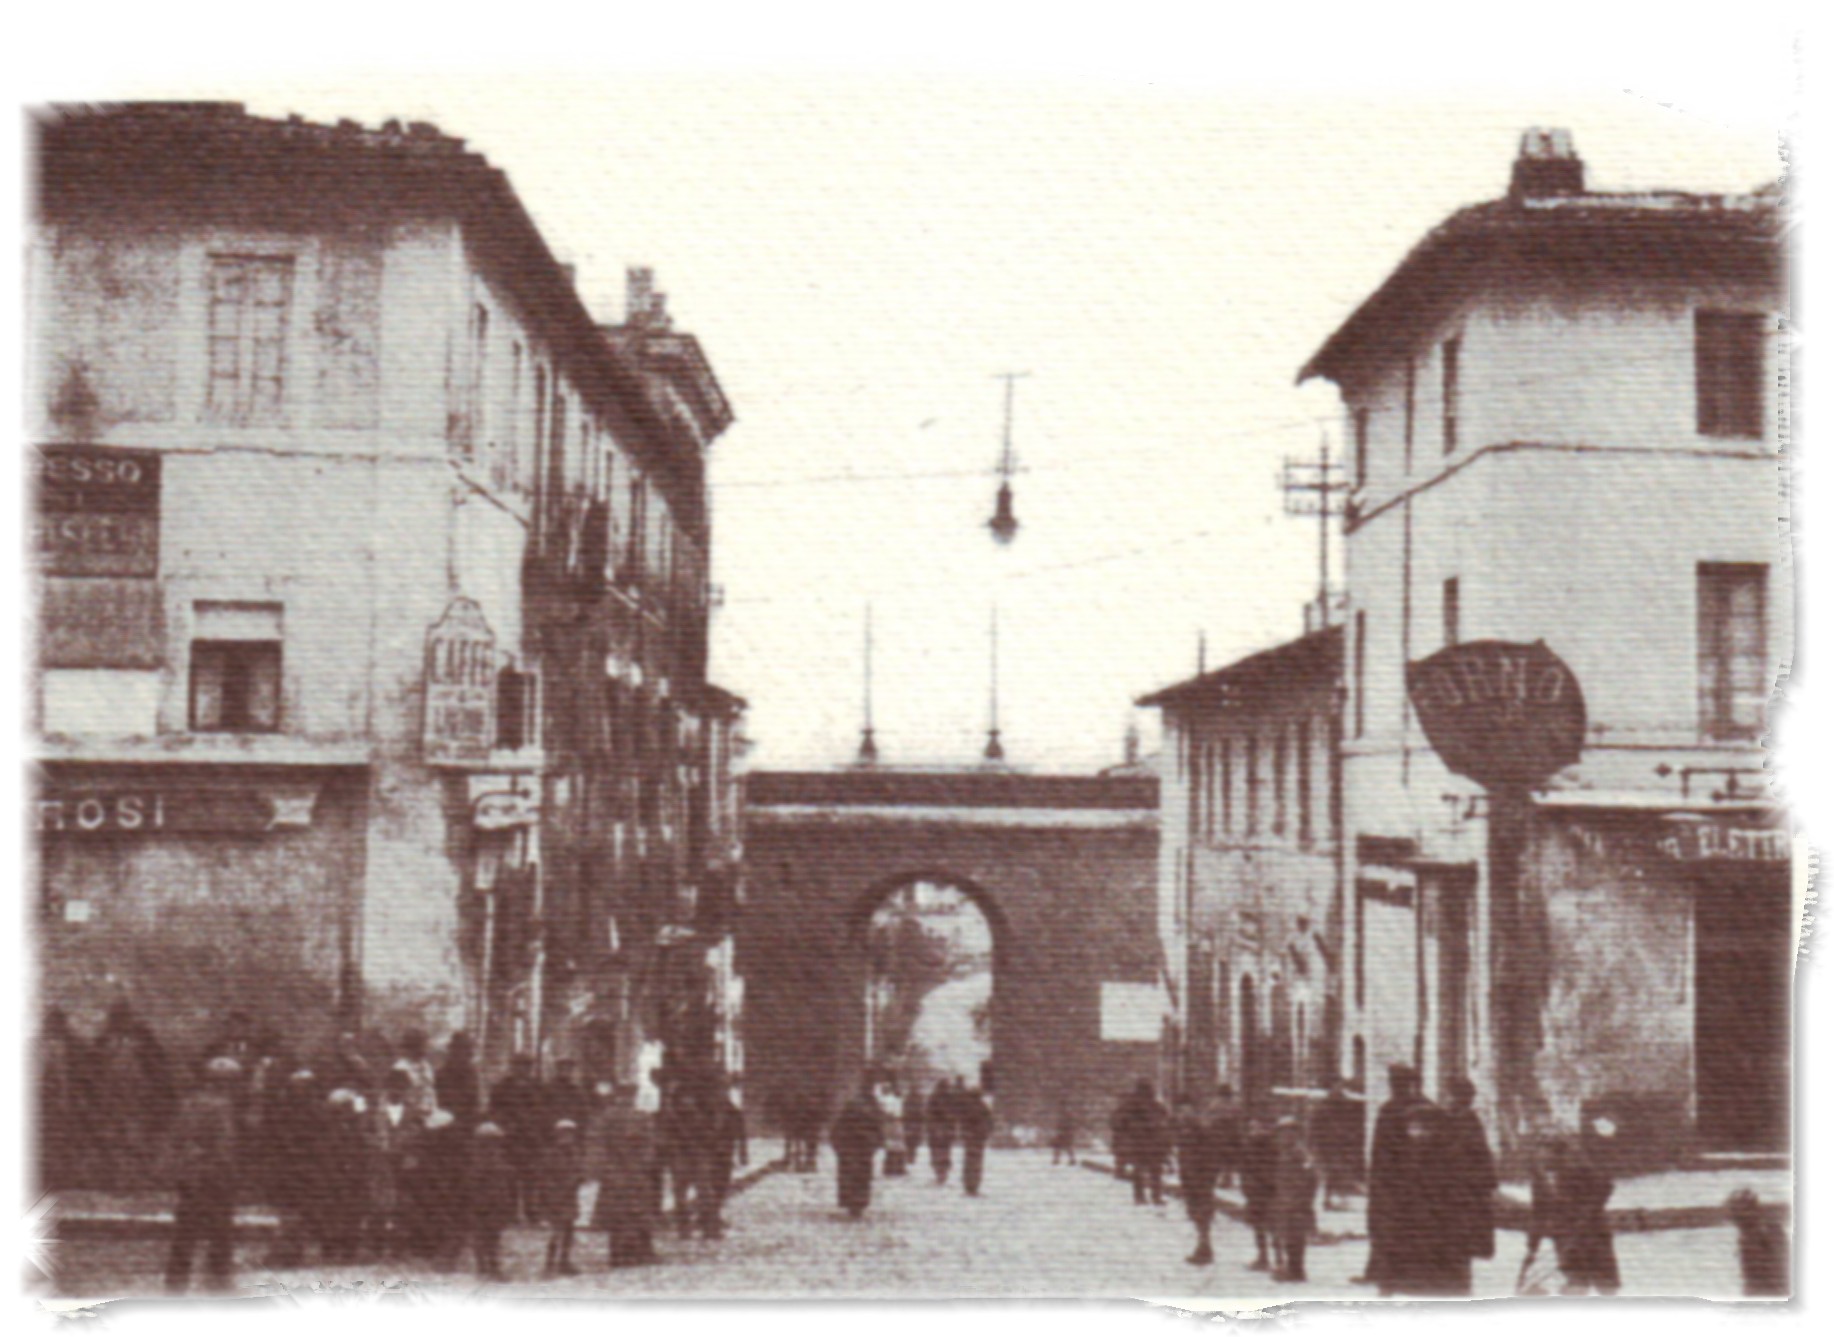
left=741, top=768, right=1159, bottom=1139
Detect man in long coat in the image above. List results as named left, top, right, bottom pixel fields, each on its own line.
left=1174, top=1092, right=1226, bottom=1266
left=1441, top=1077, right=1497, bottom=1291
left=489, top=1054, right=546, bottom=1222
left=162, top=1056, right=242, bottom=1294
left=925, top=1079, right=957, bottom=1184
left=831, top=1085, right=884, bottom=1219
left=1312, top=1077, right=1364, bottom=1210
left=1384, top=1101, right=1466, bottom=1295
left=957, top=1085, right=994, bottom=1197
left=1116, top=1079, right=1170, bottom=1206
left=589, top=1083, right=661, bottom=1267
left=1356, top=1063, right=1426, bottom=1289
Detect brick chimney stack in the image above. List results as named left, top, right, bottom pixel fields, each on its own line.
left=1510, top=127, right=1585, bottom=200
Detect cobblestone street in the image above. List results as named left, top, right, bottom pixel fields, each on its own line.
left=44, top=1151, right=1750, bottom=1303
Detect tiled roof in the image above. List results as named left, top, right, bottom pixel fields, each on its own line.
left=1299, top=186, right=1783, bottom=386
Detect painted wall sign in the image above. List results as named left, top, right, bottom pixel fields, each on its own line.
left=1406, top=639, right=1586, bottom=790
left=36, top=784, right=318, bottom=835
left=1658, top=818, right=1789, bottom=864
left=424, top=598, right=498, bottom=767
left=36, top=445, right=161, bottom=577
left=473, top=790, right=539, bottom=830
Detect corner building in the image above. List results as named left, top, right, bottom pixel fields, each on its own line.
left=1301, top=131, right=1790, bottom=1164
left=31, top=104, right=739, bottom=1085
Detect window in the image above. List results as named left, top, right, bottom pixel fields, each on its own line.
left=1296, top=717, right=1313, bottom=846
left=1441, top=335, right=1461, bottom=455
left=496, top=667, right=541, bottom=751
left=1272, top=727, right=1289, bottom=836
left=1353, top=610, right=1367, bottom=738
left=1403, top=357, right=1416, bottom=473
left=1245, top=735, right=1261, bottom=834
left=1695, top=311, right=1768, bottom=439
left=206, top=255, right=293, bottom=423
left=1442, top=576, right=1461, bottom=647
left=1353, top=407, right=1370, bottom=488
left=190, top=642, right=281, bottom=732
left=1221, top=736, right=1234, bottom=837
left=464, top=302, right=489, bottom=458
left=507, top=343, right=524, bottom=492
left=1698, top=563, right=1768, bottom=740
left=189, top=601, right=282, bottom=732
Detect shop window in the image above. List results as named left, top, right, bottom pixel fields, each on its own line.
left=1698, top=562, right=1768, bottom=740
left=1695, top=311, right=1768, bottom=440
left=190, top=641, right=281, bottom=732
left=206, top=255, right=293, bottom=424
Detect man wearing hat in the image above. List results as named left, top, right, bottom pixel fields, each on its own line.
left=163, top=1056, right=243, bottom=1293
left=1355, top=1064, right=1428, bottom=1291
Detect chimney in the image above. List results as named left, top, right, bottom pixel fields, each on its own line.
left=626, top=267, right=655, bottom=325
left=1510, top=127, right=1585, bottom=201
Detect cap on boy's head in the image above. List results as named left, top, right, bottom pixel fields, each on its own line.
left=426, top=1108, right=456, bottom=1131
left=475, top=1120, right=505, bottom=1138
left=555, top=1119, right=579, bottom=1134
left=206, top=1056, right=243, bottom=1078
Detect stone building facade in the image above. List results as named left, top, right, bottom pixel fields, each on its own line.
left=1300, top=129, right=1790, bottom=1164
left=31, top=104, right=741, bottom=1087
left=1140, top=626, right=1345, bottom=1114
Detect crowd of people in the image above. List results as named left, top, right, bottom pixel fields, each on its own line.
left=1098, top=1065, right=1627, bottom=1296
left=38, top=1004, right=748, bottom=1293
left=41, top=1007, right=1788, bottom=1297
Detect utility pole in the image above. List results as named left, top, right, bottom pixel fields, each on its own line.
left=1280, top=427, right=1349, bottom=629
left=983, top=603, right=1005, bottom=762
left=988, top=371, right=1030, bottom=544
left=857, top=603, right=879, bottom=765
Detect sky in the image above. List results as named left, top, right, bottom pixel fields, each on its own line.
left=126, top=76, right=1773, bottom=774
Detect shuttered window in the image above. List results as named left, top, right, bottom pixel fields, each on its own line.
left=1695, top=311, right=1768, bottom=439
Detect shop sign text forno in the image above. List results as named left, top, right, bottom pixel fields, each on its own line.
left=1405, top=640, right=1586, bottom=791
left=423, top=598, right=498, bottom=767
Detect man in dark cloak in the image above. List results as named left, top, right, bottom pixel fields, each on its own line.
left=489, top=1053, right=546, bottom=1222
left=831, top=1084, right=884, bottom=1219
left=1441, top=1076, right=1497, bottom=1290
left=162, top=1056, right=242, bottom=1294
left=435, top=1032, right=481, bottom=1131
left=1354, top=1063, right=1426, bottom=1289
left=1174, top=1091, right=1225, bottom=1266
left=1312, top=1077, right=1364, bottom=1210
left=957, top=1085, right=994, bottom=1197
left=926, top=1078, right=957, bottom=1185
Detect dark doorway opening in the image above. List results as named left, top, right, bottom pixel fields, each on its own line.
left=1693, top=861, right=1792, bottom=1152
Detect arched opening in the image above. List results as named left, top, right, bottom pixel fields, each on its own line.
left=862, top=879, right=996, bottom=1094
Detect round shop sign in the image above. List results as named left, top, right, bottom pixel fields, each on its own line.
left=1405, top=639, right=1586, bottom=791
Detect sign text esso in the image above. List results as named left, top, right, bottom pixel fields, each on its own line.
left=1405, top=640, right=1586, bottom=790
